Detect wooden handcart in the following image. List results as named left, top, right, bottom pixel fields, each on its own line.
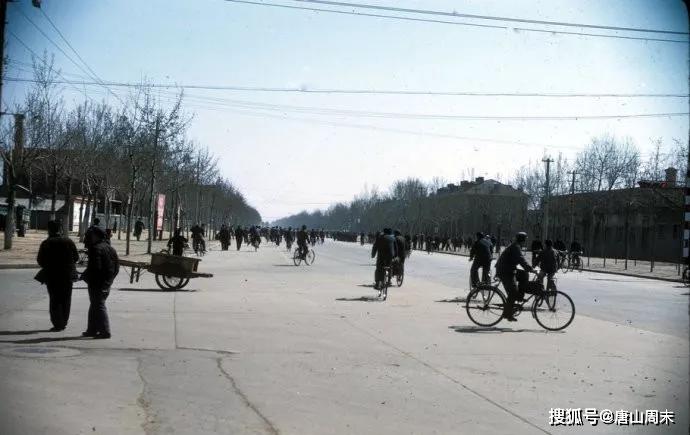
left=119, top=253, right=213, bottom=290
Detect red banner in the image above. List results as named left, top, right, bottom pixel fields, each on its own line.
left=156, top=194, right=165, bottom=231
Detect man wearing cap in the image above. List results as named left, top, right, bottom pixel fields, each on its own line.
left=81, top=226, right=119, bottom=339
left=36, top=220, right=79, bottom=331
left=495, top=232, right=534, bottom=321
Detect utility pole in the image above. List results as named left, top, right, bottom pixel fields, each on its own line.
left=4, top=114, right=25, bottom=249
left=567, top=170, right=577, bottom=245
left=0, top=0, right=7, bottom=115
left=542, top=157, right=553, bottom=242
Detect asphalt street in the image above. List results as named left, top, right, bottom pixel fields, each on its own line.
left=0, top=240, right=687, bottom=434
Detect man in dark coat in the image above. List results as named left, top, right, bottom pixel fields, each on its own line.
left=393, top=230, right=407, bottom=274
left=495, top=232, right=533, bottom=321
left=81, top=226, right=119, bottom=339
left=469, top=232, right=493, bottom=287
left=134, top=218, right=144, bottom=241
left=234, top=226, right=244, bottom=250
left=534, top=239, right=558, bottom=290
left=218, top=225, right=231, bottom=250
left=37, top=220, right=79, bottom=331
left=168, top=228, right=188, bottom=256
left=530, top=238, right=543, bottom=266
left=371, top=228, right=397, bottom=289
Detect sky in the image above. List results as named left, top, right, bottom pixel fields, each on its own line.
left=5, top=0, right=689, bottom=222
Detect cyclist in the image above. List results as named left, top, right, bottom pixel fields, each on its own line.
left=371, top=228, right=397, bottom=290
left=495, top=232, right=534, bottom=322
left=167, top=228, right=188, bottom=256
left=530, top=237, right=543, bottom=266
left=393, top=230, right=406, bottom=277
left=190, top=223, right=205, bottom=254
left=568, top=239, right=583, bottom=267
left=534, top=239, right=558, bottom=290
left=249, top=225, right=260, bottom=248
left=469, top=232, right=492, bottom=288
left=297, top=225, right=310, bottom=258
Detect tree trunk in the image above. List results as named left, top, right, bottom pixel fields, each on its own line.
left=63, top=177, right=73, bottom=234
left=147, top=119, right=160, bottom=255
left=3, top=165, right=17, bottom=250
left=50, top=165, right=58, bottom=220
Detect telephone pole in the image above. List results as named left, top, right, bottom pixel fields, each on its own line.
left=542, top=157, right=553, bottom=241
left=568, top=170, right=577, bottom=245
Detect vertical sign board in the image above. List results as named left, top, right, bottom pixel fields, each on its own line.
left=156, top=194, right=166, bottom=232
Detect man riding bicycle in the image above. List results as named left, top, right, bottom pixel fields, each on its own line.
left=371, top=228, right=397, bottom=290
left=190, top=223, right=205, bottom=253
left=495, top=232, right=534, bottom=322
left=297, top=225, right=310, bottom=258
left=534, top=239, right=558, bottom=291
left=469, top=232, right=493, bottom=287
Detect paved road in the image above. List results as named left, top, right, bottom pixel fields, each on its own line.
left=0, top=240, right=687, bottom=434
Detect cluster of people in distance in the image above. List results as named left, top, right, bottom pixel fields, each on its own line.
left=166, top=223, right=329, bottom=256
left=36, top=218, right=119, bottom=339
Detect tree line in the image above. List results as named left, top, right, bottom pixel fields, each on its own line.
left=1, top=54, right=261, bottom=253
left=274, top=134, right=686, bottom=237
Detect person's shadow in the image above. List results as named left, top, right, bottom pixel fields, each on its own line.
left=0, top=329, right=52, bottom=336
left=0, top=336, right=90, bottom=344
left=336, top=296, right=380, bottom=302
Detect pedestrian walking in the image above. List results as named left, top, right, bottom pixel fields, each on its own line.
left=36, top=220, right=79, bottom=331
left=81, top=226, right=119, bottom=339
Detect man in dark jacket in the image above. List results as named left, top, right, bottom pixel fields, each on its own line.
left=371, top=228, right=397, bottom=289
left=234, top=226, right=244, bottom=250
left=218, top=225, right=231, bottom=250
left=495, top=232, right=533, bottom=321
left=393, top=230, right=407, bottom=275
left=167, top=228, right=187, bottom=256
left=534, top=239, right=558, bottom=290
left=530, top=238, right=543, bottom=266
left=81, top=226, right=119, bottom=339
left=37, top=220, right=79, bottom=331
left=469, top=232, right=493, bottom=287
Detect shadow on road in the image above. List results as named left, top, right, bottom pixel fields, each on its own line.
left=0, top=336, right=90, bottom=344
left=449, top=325, right=559, bottom=334
left=272, top=264, right=295, bottom=267
left=0, top=329, right=51, bottom=336
left=118, top=288, right=198, bottom=293
left=436, top=298, right=467, bottom=303
left=336, top=296, right=380, bottom=302
left=357, top=284, right=376, bottom=288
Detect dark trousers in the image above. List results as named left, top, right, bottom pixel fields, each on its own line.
left=499, top=275, right=519, bottom=318
left=236, top=239, right=242, bottom=250
left=375, top=258, right=392, bottom=284
left=87, top=285, right=110, bottom=334
left=47, top=281, right=73, bottom=329
left=470, top=260, right=491, bottom=287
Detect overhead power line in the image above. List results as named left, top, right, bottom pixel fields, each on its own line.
left=4, top=77, right=688, bottom=99
left=15, top=7, right=124, bottom=104
left=294, top=0, right=688, bottom=35
left=224, top=0, right=689, bottom=44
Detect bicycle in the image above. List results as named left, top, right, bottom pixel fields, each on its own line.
left=293, top=246, right=315, bottom=266
left=465, top=270, right=575, bottom=331
left=192, top=238, right=206, bottom=257
left=251, top=236, right=261, bottom=251
left=392, top=259, right=404, bottom=287
left=567, top=251, right=583, bottom=272
left=77, top=249, right=88, bottom=266
left=377, top=265, right=392, bottom=301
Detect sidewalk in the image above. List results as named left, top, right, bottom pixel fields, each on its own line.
left=409, top=246, right=685, bottom=282
left=0, top=230, right=171, bottom=268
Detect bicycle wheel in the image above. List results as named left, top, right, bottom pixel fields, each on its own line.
left=396, top=270, right=404, bottom=287
left=533, top=290, right=575, bottom=331
left=381, top=279, right=388, bottom=301
left=293, top=248, right=302, bottom=266
left=465, top=287, right=505, bottom=327
left=304, top=250, right=315, bottom=265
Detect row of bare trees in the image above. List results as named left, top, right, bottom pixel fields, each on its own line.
left=513, top=134, right=687, bottom=209
left=1, top=54, right=260, bottom=253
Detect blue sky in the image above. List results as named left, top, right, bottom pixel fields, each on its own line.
left=5, top=0, right=689, bottom=221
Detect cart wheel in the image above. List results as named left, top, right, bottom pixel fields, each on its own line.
left=155, top=274, right=168, bottom=290
left=163, top=275, right=187, bottom=290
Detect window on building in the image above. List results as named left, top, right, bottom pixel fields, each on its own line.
left=673, top=224, right=679, bottom=240
left=657, top=224, right=665, bottom=240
